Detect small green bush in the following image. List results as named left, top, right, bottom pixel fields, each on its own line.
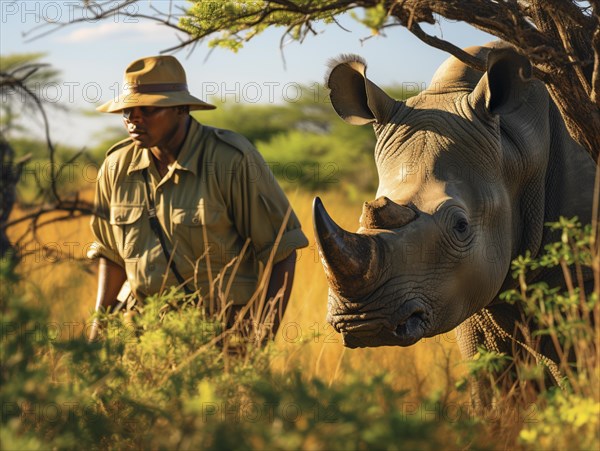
left=1, top=269, right=463, bottom=450
left=468, top=217, right=599, bottom=450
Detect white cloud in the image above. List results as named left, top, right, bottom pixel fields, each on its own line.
left=57, top=22, right=176, bottom=43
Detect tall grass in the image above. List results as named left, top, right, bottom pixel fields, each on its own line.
left=4, top=186, right=598, bottom=450
left=7, top=188, right=464, bottom=394
left=495, top=216, right=599, bottom=449
left=3, top=188, right=470, bottom=450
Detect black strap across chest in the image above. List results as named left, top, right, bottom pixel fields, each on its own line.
left=141, top=168, right=192, bottom=295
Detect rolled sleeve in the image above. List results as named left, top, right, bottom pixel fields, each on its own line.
left=86, top=240, right=123, bottom=266
left=255, top=227, right=308, bottom=264
left=88, top=160, right=124, bottom=267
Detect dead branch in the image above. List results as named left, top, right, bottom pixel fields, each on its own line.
left=1, top=61, right=94, bottom=263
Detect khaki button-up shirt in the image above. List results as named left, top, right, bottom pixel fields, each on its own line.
left=89, top=118, right=308, bottom=305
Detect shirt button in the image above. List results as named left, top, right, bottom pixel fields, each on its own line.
left=148, top=264, right=155, bottom=271
left=192, top=217, right=199, bottom=224
left=157, top=188, right=163, bottom=194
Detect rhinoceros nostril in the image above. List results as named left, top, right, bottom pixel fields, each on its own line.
left=394, top=312, right=425, bottom=338
left=360, top=196, right=417, bottom=229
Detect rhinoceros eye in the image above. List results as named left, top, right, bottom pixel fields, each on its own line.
left=453, top=218, right=470, bottom=239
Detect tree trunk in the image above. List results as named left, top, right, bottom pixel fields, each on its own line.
left=547, top=80, right=600, bottom=163
left=529, top=0, right=600, bottom=163
left=0, top=136, right=20, bottom=263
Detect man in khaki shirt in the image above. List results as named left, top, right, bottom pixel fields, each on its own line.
left=89, top=55, right=308, bottom=337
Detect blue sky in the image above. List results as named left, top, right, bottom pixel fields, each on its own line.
left=1, top=1, right=493, bottom=147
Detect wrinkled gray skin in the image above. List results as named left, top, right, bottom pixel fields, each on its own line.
left=314, top=44, right=596, bottom=378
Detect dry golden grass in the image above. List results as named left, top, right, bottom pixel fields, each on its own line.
left=272, top=189, right=465, bottom=401
left=8, top=190, right=96, bottom=327
left=8, top=188, right=465, bottom=400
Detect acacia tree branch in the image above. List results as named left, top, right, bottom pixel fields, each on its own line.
left=2, top=66, right=66, bottom=204
left=412, top=1, right=565, bottom=63
left=404, top=22, right=484, bottom=73
left=23, top=0, right=200, bottom=55
left=592, top=2, right=600, bottom=106
left=23, top=0, right=140, bottom=43
left=534, top=0, right=592, bottom=29
left=547, top=8, right=592, bottom=94
left=9, top=200, right=94, bottom=248
left=20, top=0, right=600, bottom=161
left=7, top=201, right=95, bottom=230
left=11, top=203, right=93, bottom=256
left=592, top=26, right=600, bottom=106
left=1, top=63, right=94, bottom=262
left=20, top=83, right=61, bottom=203
left=162, top=3, right=285, bottom=53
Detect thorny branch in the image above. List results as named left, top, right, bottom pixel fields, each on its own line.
left=1, top=63, right=93, bottom=262
left=2, top=66, right=61, bottom=203
left=35, top=2, right=600, bottom=155
left=19, top=0, right=600, bottom=162
left=9, top=200, right=94, bottom=251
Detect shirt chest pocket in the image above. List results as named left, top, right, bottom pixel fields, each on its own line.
left=110, top=205, right=145, bottom=259
left=172, top=204, right=227, bottom=262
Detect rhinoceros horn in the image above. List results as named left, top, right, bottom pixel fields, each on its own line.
left=313, top=197, right=381, bottom=298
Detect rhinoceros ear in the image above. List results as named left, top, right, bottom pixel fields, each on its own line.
left=326, top=54, right=397, bottom=125
left=470, top=47, right=532, bottom=116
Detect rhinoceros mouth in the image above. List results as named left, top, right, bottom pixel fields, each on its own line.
left=342, top=319, right=424, bottom=348
left=333, top=301, right=428, bottom=348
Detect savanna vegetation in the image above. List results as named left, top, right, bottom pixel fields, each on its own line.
left=2, top=194, right=599, bottom=449
left=2, top=1, right=599, bottom=449
left=2, top=85, right=599, bottom=449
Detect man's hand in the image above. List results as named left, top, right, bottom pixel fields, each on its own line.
left=89, top=257, right=127, bottom=341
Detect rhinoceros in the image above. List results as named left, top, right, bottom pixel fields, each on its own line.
left=313, top=44, right=596, bottom=371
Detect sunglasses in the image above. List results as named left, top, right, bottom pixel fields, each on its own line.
left=122, top=106, right=162, bottom=120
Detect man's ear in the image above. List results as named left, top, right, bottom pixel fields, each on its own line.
left=469, top=47, right=532, bottom=116
left=326, top=54, right=397, bottom=125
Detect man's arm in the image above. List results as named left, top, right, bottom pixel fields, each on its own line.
left=89, top=257, right=127, bottom=340
left=95, top=257, right=128, bottom=311
left=266, top=250, right=296, bottom=336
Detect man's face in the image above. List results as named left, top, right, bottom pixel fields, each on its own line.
left=121, top=106, right=184, bottom=148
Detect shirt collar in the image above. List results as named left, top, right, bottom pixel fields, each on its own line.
left=127, top=118, right=203, bottom=176
left=127, top=146, right=151, bottom=174
left=171, top=118, right=202, bottom=176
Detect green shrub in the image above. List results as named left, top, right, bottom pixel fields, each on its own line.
left=3, top=217, right=597, bottom=450
left=468, top=217, right=599, bottom=450
left=1, top=270, right=463, bottom=450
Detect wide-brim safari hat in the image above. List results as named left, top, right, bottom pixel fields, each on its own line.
left=97, top=55, right=216, bottom=113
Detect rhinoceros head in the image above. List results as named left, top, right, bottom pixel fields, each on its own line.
left=315, top=45, right=550, bottom=348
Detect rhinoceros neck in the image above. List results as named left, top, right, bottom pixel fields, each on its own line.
left=541, top=101, right=596, bottom=241
left=497, top=93, right=596, bottom=295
